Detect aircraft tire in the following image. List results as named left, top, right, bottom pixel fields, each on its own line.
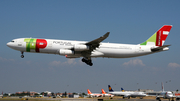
left=82, top=58, right=85, bottom=62
left=89, top=63, right=93, bottom=66
left=21, top=55, right=24, bottom=58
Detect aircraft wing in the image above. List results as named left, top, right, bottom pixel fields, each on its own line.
left=85, top=32, right=110, bottom=46
left=81, top=32, right=110, bottom=57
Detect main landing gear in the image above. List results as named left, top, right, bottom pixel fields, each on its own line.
left=21, top=52, right=24, bottom=58
left=82, top=58, right=93, bottom=66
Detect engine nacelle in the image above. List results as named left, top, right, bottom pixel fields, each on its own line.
left=74, top=45, right=89, bottom=51
left=59, top=49, right=74, bottom=55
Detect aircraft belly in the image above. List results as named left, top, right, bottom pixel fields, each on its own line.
left=98, top=48, right=132, bottom=58
left=39, top=48, right=57, bottom=54
left=13, top=47, right=26, bottom=52
left=98, top=48, right=151, bottom=58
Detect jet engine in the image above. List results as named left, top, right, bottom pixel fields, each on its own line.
left=74, top=45, right=89, bottom=51
left=59, top=49, right=74, bottom=55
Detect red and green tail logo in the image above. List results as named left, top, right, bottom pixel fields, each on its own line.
left=140, top=25, right=172, bottom=46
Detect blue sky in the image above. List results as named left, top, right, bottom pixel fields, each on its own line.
left=1, top=0, right=180, bottom=94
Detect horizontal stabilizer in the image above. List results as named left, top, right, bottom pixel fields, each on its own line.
left=151, top=45, right=170, bottom=52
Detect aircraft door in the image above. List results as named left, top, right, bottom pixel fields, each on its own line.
left=17, top=40, right=26, bottom=51
left=47, top=41, right=52, bottom=48
left=18, top=41, right=23, bottom=47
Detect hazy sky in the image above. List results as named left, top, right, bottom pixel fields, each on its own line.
left=1, top=0, right=180, bottom=94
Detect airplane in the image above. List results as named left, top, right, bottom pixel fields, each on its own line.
left=156, top=82, right=179, bottom=101
left=0, top=91, right=3, bottom=97
left=87, top=89, right=102, bottom=97
left=101, top=89, right=114, bottom=97
left=7, top=25, right=172, bottom=66
left=108, top=85, right=147, bottom=99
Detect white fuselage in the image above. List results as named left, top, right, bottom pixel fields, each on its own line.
left=161, top=91, right=174, bottom=99
left=108, top=91, right=147, bottom=97
left=88, top=93, right=102, bottom=97
left=7, top=38, right=160, bottom=59
left=102, top=94, right=114, bottom=97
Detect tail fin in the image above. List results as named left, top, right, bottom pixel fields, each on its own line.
left=108, top=85, right=114, bottom=92
left=161, top=82, right=164, bottom=92
left=140, top=25, right=172, bottom=46
left=101, top=89, right=106, bottom=94
left=121, top=88, right=125, bottom=92
left=87, top=89, right=92, bottom=94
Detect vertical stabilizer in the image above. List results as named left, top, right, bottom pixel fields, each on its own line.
left=101, top=89, right=106, bottom=94
left=140, top=25, right=172, bottom=46
left=108, top=85, right=114, bottom=92
left=121, top=88, right=125, bottom=92
left=162, top=82, right=164, bottom=92
left=87, top=89, right=92, bottom=94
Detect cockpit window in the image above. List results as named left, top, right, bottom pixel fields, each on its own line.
left=11, top=41, right=15, bottom=42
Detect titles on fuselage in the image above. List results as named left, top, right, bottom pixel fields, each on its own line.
left=53, top=41, right=73, bottom=46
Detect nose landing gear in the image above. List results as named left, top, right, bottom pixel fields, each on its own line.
left=21, top=52, right=24, bottom=58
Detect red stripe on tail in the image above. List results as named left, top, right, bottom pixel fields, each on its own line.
left=156, top=25, right=172, bottom=46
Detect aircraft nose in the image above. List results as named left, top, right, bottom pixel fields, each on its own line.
left=167, top=94, right=173, bottom=98
left=7, top=42, right=11, bottom=47
left=7, top=42, right=13, bottom=48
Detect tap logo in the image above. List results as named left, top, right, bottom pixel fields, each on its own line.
left=24, top=38, right=47, bottom=52
left=140, top=25, right=172, bottom=46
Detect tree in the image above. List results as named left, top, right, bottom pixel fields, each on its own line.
left=3, top=93, right=8, bottom=96
left=11, top=93, right=16, bottom=96
left=64, top=92, right=67, bottom=97
left=82, top=92, right=87, bottom=96
left=35, top=93, right=40, bottom=96
left=73, top=92, right=78, bottom=95
left=51, top=92, right=55, bottom=96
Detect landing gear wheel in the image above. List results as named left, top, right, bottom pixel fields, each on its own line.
left=21, top=55, right=24, bottom=58
left=82, top=58, right=86, bottom=62
left=21, top=52, right=24, bottom=58
left=89, top=62, right=93, bottom=66
left=82, top=58, right=93, bottom=66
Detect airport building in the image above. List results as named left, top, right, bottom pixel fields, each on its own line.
left=15, top=91, right=39, bottom=96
